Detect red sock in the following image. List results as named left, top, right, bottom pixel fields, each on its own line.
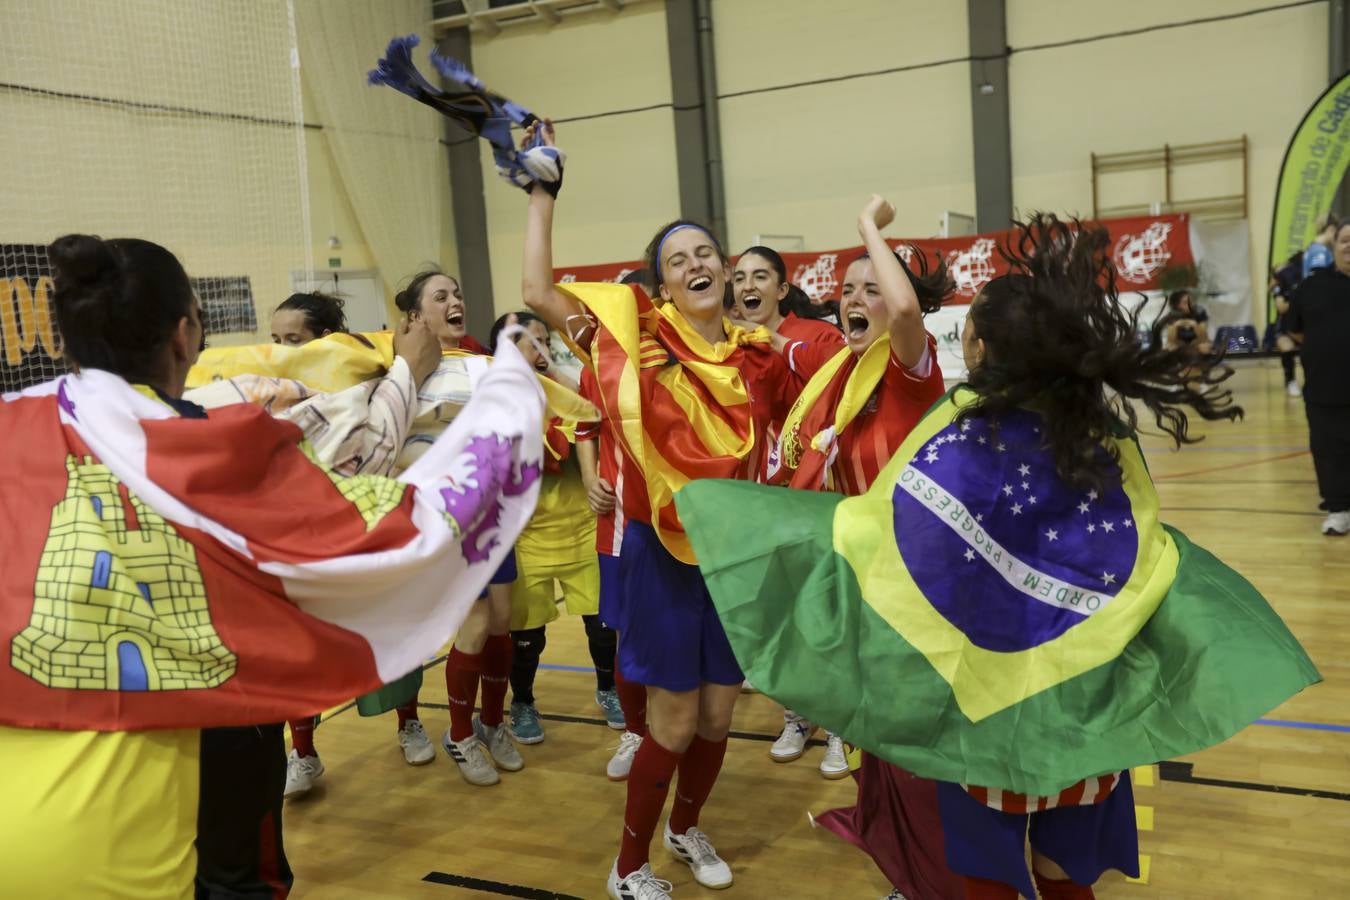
left=617, top=737, right=682, bottom=877
left=479, top=633, right=513, bottom=728
left=1033, top=872, right=1095, bottom=900
left=963, top=877, right=1019, bottom=900
left=668, top=734, right=728, bottom=834
left=614, top=664, right=647, bottom=737
left=446, top=646, right=482, bottom=742
left=288, top=717, right=316, bottom=758
left=395, top=699, right=419, bottom=730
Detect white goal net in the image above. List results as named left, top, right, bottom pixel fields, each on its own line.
left=0, top=0, right=312, bottom=392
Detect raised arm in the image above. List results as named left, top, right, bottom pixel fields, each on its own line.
left=519, top=122, right=588, bottom=343
left=857, top=195, right=927, bottom=369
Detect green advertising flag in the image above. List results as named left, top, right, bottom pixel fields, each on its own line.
left=1269, top=71, right=1350, bottom=319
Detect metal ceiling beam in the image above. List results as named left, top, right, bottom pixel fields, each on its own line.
left=436, top=27, right=497, bottom=335
left=664, top=0, right=726, bottom=243
left=434, top=0, right=649, bottom=33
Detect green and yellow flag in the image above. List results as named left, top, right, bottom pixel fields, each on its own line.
left=675, top=389, right=1319, bottom=797
left=1268, top=70, right=1350, bottom=320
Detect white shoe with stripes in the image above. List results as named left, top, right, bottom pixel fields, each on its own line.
left=664, top=823, right=732, bottom=889
left=606, top=860, right=672, bottom=900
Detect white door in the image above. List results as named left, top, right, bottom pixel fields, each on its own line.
left=291, top=270, right=387, bottom=333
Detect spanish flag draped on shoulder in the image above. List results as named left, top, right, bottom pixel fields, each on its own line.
left=675, top=387, right=1319, bottom=797
left=558, top=281, right=774, bottom=564
left=0, top=339, right=545, bottom=732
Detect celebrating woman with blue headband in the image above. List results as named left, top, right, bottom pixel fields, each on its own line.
left=520, top=121, right=806, bottom=900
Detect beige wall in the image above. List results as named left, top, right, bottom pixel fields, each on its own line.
left=462, top=0, right=976, bottom=318
left=297, top=90, right=460, bottom=329
left=6, top=1, right=1331, bottom=342
left=1007, top=0, right=1329, bottom=317
left=715, top=0, right=975, bottom=251
left=470, top=2, right=679, bottom=318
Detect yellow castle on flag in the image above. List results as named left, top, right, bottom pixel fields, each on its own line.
left=10, top=455, right=237, bottom=692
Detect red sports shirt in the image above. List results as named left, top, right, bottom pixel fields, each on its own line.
left=777, top=312, right=844, bottom=350
left=577, top=368, right=647, bottom=557
left=784, top=335, right=946, bottom=497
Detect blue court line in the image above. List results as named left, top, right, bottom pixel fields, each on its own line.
left=1255, top=718, right=1350, bottom=734
left=535, top=665, right=1349, bottom=734
left=538, top=662, right=600, bottom=673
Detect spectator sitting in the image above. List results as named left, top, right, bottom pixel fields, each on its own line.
left=1270, top=261, right=1305, bottom=397
left=1162, top=289, right=1213, bottom=355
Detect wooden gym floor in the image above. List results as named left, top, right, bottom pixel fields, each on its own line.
left=285, top=360, right=1349, bottom=900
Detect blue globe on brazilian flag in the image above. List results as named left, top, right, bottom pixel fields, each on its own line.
left=675, top=389, right=1319, bottom=797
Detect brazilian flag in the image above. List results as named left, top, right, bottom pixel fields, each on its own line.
left=675, top=389, right=1320, bottom=797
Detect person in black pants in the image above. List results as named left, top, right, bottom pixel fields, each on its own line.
left=196, top=724, right=293, bottom=899
left=1288, top=222, right=1350, bottom=536
left=124, top=348, right=294, bottom=899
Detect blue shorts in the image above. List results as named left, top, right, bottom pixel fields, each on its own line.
left=616, top=520, right=742, bottom=692
left=598, top=552, right=622, bottom=631
left=479, top=548, right=518, bottom=600
left=936, top=774, right=1139, bottom=898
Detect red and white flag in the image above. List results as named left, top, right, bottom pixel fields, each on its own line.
left=0, top=337, right=543, bottom=731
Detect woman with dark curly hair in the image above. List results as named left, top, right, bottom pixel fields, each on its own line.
left=812, top=214, right=1245, bottom=900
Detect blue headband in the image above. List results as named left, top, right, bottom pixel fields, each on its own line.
left=656, top=224, right=718, bottom=284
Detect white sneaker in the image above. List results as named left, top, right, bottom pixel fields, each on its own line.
left=283, top=749, right=323, bottom=799
left=881, top=891, right=908, bottom=900
left=607, top=730, right=643, bottom=782
left=770, top=712, right=815, bottom=762
left=606, top=860, right=673, bottom=900
left=398, top=719, right=435, bottom=765
left=441, top=728, right=499, bottom=786
left=474, top=715, right=524, bottom=772
left=1323, top=511, right=1350, bottom=536
left=819, top=732, right=849, bottom=779
left=663, top=823, right=733, bottom=889
left=1286, top=380, right=1302, bottom=398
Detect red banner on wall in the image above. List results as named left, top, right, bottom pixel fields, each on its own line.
left=553, top=214, right=1193, bottom=304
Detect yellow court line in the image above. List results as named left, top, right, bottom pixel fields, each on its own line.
left=1136, top=805, right=1154, bottom=831
left=1126, top=855, right=1152, bottom=885
left=1127, top=765, right=1157, bottom=885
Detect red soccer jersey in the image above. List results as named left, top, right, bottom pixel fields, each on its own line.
left=578, top=368, right=647, bottom=557
left=735, top=341, right=798, bottom=479
left=834, top=339, right=944, bottom=496
left=777, top=312, right=844, bottom=350
left=781, top=335, right=945, bottom=497
left=757, top=317, right=843, bottom=482
left=459, top=334, right=489, bottom=355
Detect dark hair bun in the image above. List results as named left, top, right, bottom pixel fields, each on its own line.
left=395, top=268, right=449, bottom=315
left=49, top=234, right=119, bottom=286
left=47, top=234, right=194, bottom=383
